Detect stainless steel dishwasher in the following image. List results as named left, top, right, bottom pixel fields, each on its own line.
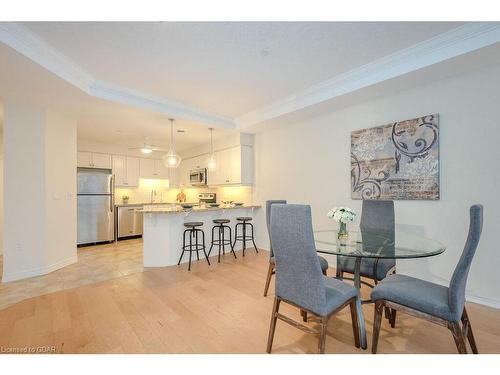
left=117, top=205, right=144, bottom=240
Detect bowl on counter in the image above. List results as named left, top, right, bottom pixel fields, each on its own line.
left=234, top=202, right=244, bottom=206
left=181, top=204, right=194, bottom=209
left=209, top=203, right=220, bottom=207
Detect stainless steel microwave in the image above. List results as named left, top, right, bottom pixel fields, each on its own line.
left=190, top=168, right=207, bottom=186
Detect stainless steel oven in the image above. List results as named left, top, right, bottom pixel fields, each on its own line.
left=190, top=168, right=207, bottom=186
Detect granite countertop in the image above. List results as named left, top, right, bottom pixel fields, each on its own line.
left=115, top=202, right=197, bottom=207
left=140, top=205, right=261, bottom=214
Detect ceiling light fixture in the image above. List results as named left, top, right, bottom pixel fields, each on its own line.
left=207, top=128, right=216, bottom=170
left=162, top=118, right=182, bottom=168
left=140, top=146, right=153, bottom=154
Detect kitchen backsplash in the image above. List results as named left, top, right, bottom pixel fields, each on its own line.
left=116, top=179, right=253, bottom=205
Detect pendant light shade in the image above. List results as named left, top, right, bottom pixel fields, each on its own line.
left=163, top=118, right=182, bottom=168
left=207, top=128, right=216, bottom=170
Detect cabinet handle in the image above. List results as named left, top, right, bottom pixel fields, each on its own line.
left=226, top=179, right=230, bottom=183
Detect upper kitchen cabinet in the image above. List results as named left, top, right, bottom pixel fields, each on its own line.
left=139, top=158, right=170, bottom=179
left=77, top=151, right=112, bottom=169
left=113, top=155, right=140, bottom=187
left=207, top=145, right=253, bottom=186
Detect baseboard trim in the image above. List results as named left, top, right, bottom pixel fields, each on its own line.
left=1, top=254, right=77, bottom=283
left=465, top=294, right=500, bottom=309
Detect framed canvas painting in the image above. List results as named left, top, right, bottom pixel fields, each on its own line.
left=351, top=114, right=439, bottom=200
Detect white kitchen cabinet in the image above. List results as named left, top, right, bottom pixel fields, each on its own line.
left=139, top=158, right=155, bottom=178
left=181, top=145, right=253, bottom=187
left=112, top=155, right=126, bottom=185
left=77, top=151, right=92, bottom=167
left=154, top=159, right=170, bottom=179
left=140, top=158, right=171, bottom=179
left=206, top=145, right=252, bottom=186
left=113, top=156, right=140, bottom=187
left=126, top=157, right=140, bottom=186
left=178, top=158, right=193, bottom=187
left=77, top=151, right=112, bottom=169
left=92, top=153, right=112, bottom=169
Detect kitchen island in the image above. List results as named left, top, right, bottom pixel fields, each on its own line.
left=141, top=205, right=261, bottom=267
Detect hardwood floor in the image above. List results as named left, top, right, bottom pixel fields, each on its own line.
left=0, top=244, right=499, bottom=353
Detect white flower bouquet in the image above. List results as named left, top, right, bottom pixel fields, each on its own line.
left=327, top=206, right=357, bottom=223
left=327, top=206, right=357, bottom=238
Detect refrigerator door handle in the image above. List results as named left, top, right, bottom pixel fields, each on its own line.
left=109, top=175, right=114, bottom=212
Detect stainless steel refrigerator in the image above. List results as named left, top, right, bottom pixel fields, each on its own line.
left=77, top=168, right=115, bottom=245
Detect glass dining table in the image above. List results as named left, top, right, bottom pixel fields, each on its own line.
left=314, top=228, right=446, bottom=350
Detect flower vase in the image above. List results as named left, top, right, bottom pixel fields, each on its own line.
left=338, top=222, right=348, bottom=239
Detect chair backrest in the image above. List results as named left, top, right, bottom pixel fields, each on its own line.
left=448, top=204, right=483, bottom=321
left=270, top=204, right=326, bottom=314
left=360, top=200, right=395, bottom=231
left=266, top=200, right=287, bottom=258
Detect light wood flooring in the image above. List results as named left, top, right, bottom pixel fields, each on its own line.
left=0, top=241, right=499, bottom=354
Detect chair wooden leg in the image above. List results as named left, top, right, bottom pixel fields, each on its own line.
left=449, top=321, right=468, bottom=354
left=266, top=297, right=281, bottom=353
left=389, top=309, right=397, bottom=328
left=263, top=262, right=274, bottom=297
left=336, top=268, right=343, bottom=280
left=300, top=309, right=307, bottom=322
left=384, top=306, right=390, bottom=319
left=372, top=300, right=384, bottom=354
left=349, top=298, right=361, bottom=348
left=318, top=316, right=328, bottom=354
left=462, top=308, right=478, bottom=354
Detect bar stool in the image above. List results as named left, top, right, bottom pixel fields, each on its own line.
left=177, top=222, right=211, bottom=271
left=208, top=219, right=237, bottom=263
left=233, top=217, right=258, bottom=256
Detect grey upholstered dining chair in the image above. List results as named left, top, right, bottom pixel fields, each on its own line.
left=263, top=200, right=329, bottom=297
left=266, top=204, right=361, bottom=354
left=337, top=200, right=396, bottom=285
left=371, top=204, right=483, bottom=354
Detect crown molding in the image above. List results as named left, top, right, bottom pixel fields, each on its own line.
left=235, top=22, right=500, bottom=129
left=0, top=22, right=94, bottom=92
left=0, top=22, right=236, bottom=129
left=3, top=22, right=500, bottom=131
left=90, top=81, right=235, bottom=129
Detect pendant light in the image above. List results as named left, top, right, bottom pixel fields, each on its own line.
left=207, top=128, right=216, bottom=170
left=162, top=118, right=182, bottom=168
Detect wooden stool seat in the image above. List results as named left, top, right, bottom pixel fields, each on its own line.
left=213, top=219, right=230, bottom=224
left=184, top=222, right=204, bottom=228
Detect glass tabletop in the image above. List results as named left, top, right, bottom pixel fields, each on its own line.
left=314, top=228, right=446, bottom=259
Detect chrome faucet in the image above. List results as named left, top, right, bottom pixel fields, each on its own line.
left=150, top=189, right=157, bottom=203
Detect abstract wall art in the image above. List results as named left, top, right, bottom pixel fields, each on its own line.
left=351, top=114, right=439, bottom=200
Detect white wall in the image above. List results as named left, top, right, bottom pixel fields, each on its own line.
left=2, top=103, right=77, bottom=282
left=0, top=138, right=3, bottom=255
left=45, top=111, right=77, bottom=269
left=253, top=63, right=500, bottom=308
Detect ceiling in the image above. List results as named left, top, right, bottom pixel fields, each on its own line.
left=1, top=21, right=500, bottom=150
left=0, top=43, right=235, bottom=151
left=22, top=22, right=464, bottom=118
